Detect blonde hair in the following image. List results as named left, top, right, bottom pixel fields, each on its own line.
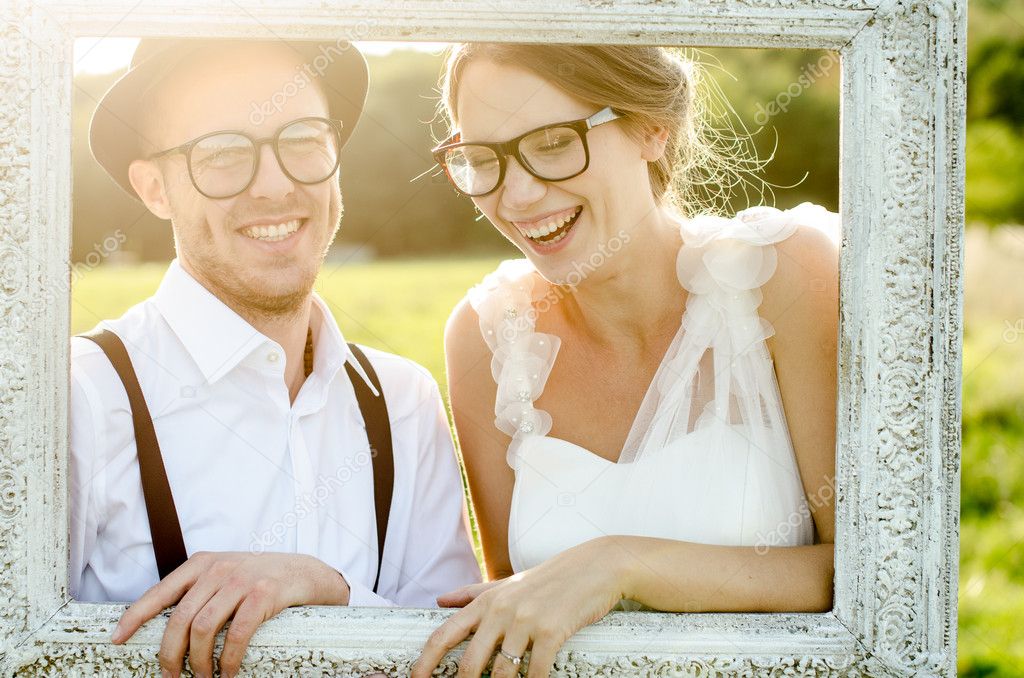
left=438, top=43, right=770, bottom=217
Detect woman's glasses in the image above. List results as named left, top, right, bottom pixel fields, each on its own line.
left=149, top=117, right=343, bottom=199
left=431, top=107, right=622, bottom=198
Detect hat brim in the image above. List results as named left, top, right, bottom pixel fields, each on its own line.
left=89, top=39, right=369, bottom=200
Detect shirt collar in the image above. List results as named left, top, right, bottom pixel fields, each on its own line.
left=153, top=259, right=376, bottom=394
left=309, top=294, right=378, bottom=397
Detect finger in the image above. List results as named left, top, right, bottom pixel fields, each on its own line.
left=187, top=584, right=247, bottom=678
left=525, top=638, right=561, bottom=678
left=113, top=561, right=203, bottom=644
left=156, top=569, right=228, bottom=676
left=456, top=619, right=503, bottom=677
left=491, top=625, right=530, bottom=678
left=411, top=607, right=482, bottom=678
left=437, top=581, right=495, bottom=608
left=217, top=583, right=278, bottom=678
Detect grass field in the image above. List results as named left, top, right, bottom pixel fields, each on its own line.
left=71, top=234, right=1024, bottom=676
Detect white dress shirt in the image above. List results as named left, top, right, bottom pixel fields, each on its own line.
left=70, top=259, right=481, bottom=606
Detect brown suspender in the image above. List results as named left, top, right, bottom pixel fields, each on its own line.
left=78, top=330, right=394, bottom=594
left=79, top=329, right=187, bottom=579
left=344, top=344, right=394, bottom=595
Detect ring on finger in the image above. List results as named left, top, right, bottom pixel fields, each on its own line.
left=498, top=648, right=522, bottom=667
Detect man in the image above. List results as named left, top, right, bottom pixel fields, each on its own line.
left=72, top=38, right=480, bottom=678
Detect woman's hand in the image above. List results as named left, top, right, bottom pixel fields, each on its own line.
left=412, top=537, right=628, bottom=678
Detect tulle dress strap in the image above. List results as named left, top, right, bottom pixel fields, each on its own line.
left=622, top=200, right=840, bottom=461
left=467, top=258, right=561, bottom=470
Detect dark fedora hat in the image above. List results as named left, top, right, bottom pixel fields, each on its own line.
left=89, top=38, right=369, bottom=200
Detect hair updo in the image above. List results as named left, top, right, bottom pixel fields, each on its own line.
left=438, top=43, right=761, bottom=217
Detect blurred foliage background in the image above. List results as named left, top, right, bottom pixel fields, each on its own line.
left=72, top=43, right=842, bottom=262
left=70, top=1, right=1022, bottom=674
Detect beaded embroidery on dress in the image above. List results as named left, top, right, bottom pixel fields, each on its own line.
left=467, top=202, right=838, bottom=579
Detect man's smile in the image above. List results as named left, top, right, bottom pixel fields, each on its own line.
left=240, top=217, right=304, bottom=242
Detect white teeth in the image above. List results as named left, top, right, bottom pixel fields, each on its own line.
left=546, top=229, right=570, bottom=244
left=243, top=219, right=301, bottom=242
left=522, top=208, right=581, bottom=243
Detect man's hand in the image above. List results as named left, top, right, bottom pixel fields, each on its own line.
left=110, top=551, right=350, bottom=678
left=435, top=579, right=504, bottom=608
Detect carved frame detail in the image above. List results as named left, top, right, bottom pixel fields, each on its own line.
left=0, top=0, right=964, bottom=675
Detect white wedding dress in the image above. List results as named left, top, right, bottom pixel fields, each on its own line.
left=467, top=202, right=838, bottom=585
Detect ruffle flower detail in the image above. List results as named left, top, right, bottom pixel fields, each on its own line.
left=468, top=259, right=561, bottom=469
left=676, top=201, right=835, bottom=357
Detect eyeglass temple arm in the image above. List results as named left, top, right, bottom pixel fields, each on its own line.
left=148, top=144, right=184, bottom=160
left=587, top=107, right=621, bottom=128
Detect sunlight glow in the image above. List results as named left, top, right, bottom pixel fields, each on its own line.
left=73, top=38, right=449, bottom=75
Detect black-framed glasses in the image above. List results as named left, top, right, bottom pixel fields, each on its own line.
left=431, top=107, right=622, bottom=198
left=149, top=116, right=344, bottom=199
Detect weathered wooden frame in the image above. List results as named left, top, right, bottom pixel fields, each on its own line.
left=0, top=0, right=964, bottom=675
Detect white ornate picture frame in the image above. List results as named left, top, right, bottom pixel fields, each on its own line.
left=0, top=0, right=964, bottom=675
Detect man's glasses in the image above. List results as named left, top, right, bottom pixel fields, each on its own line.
left=431, top=107, right=622, bottom=198
left=149, top=117, right=343, bottom=199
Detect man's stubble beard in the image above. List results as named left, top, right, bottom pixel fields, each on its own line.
left=172, top=189, right=343, bottom=328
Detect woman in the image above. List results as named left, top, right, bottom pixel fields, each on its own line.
left=413, top=43, right=838, bottom=678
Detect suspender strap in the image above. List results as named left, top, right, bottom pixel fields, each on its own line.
left=344, top=343, right=394, bottom=595
left=77, top=331, right=394, bottom=595
left=78, top=329, right=188, bottom=580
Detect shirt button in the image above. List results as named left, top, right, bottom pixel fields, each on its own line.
left=267, top=352, right=280, bottom=363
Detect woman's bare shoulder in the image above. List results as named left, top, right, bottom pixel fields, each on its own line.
left=762, top=220, right=839, bottom=545
left=444, top=295, right=496, bottom=402
left=762, top=221, right=840, bottom=334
